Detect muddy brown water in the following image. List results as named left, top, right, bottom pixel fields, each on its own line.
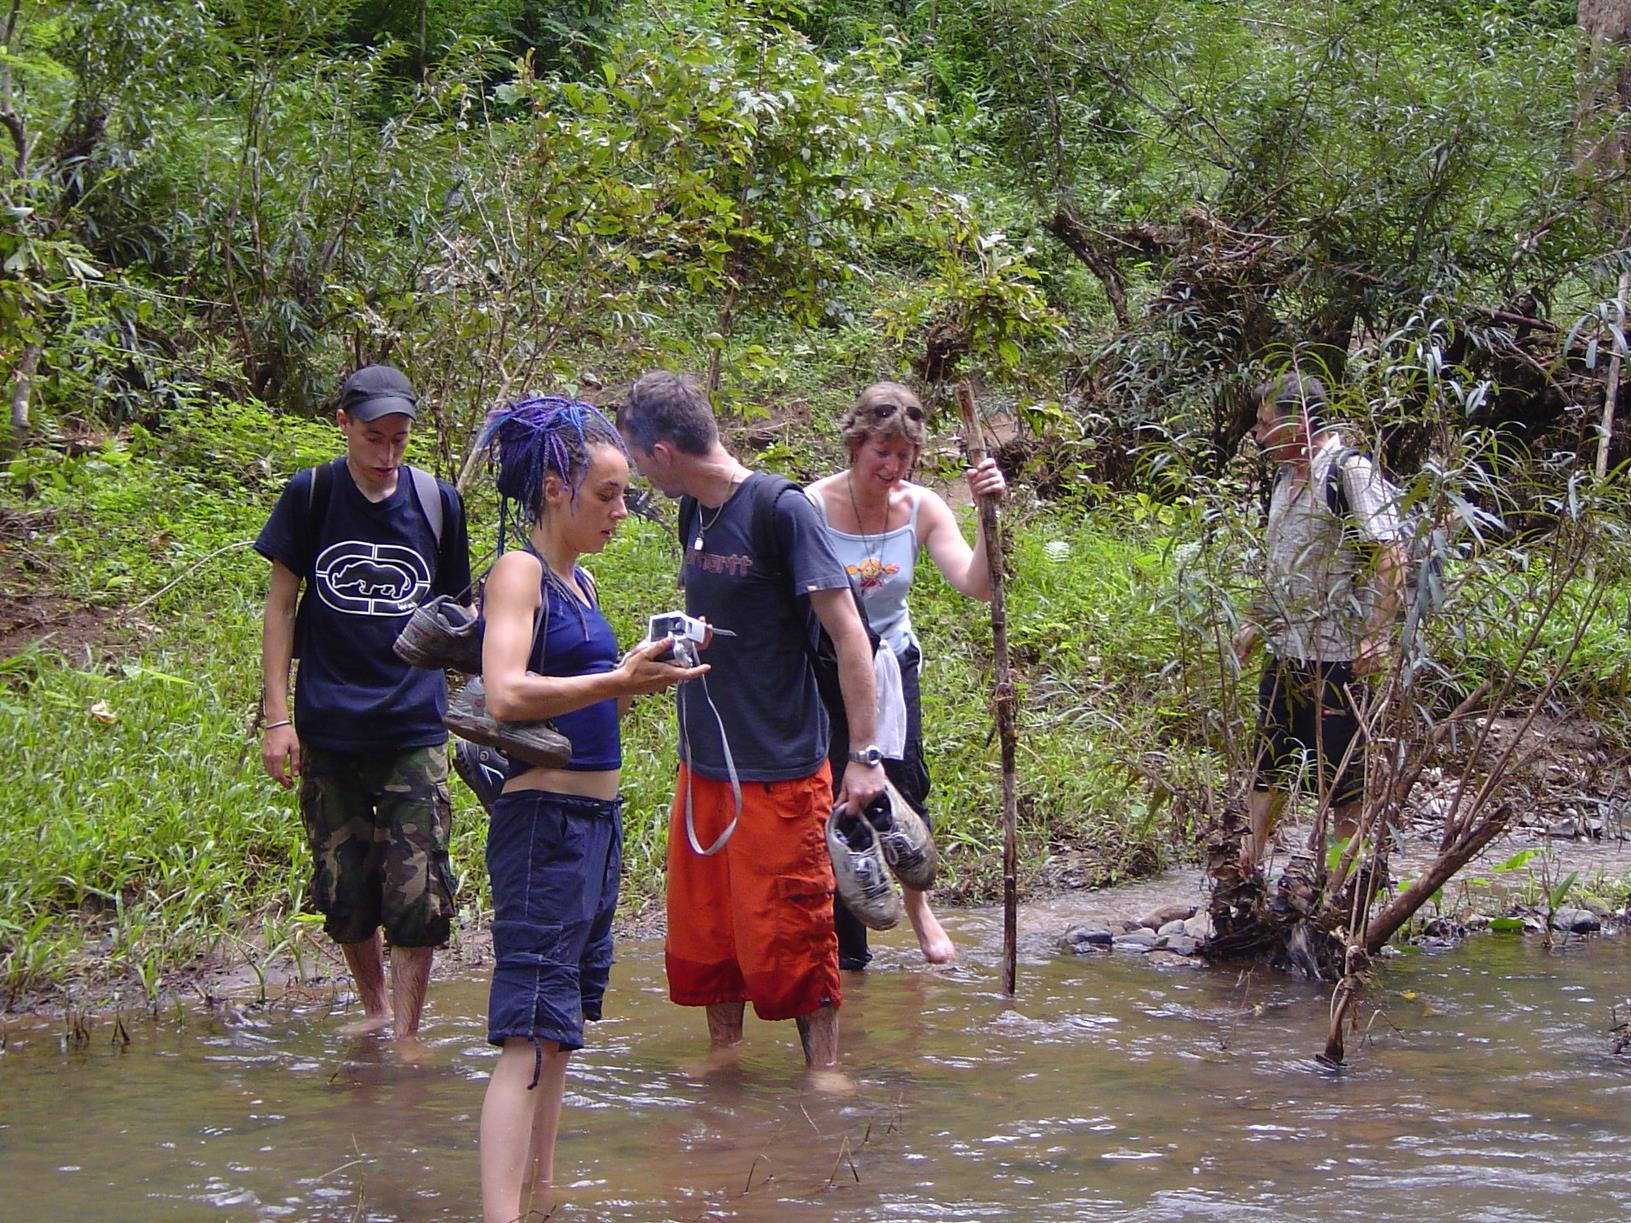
left=2, top=878, right=1629, bottom=1221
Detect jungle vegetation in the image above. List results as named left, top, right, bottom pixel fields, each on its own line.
left=3, top=0, right=1631, bottom=1016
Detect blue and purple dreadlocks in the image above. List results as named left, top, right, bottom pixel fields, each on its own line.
left=479, top=395, right=627, bottom=558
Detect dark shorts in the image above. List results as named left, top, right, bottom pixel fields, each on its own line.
left=827, top=642, right=930, bottom=970
left=1251, top=656, right=1365, bottom=808
left=298, top=744, right=457, bottom=948
left=486, top=789, right=622, bottom=1051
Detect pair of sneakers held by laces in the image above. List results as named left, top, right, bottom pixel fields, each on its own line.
left=393, top=600, right=554, bottom=812
left=826, top=782, right=938, bottom=931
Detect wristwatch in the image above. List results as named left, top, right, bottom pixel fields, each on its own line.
left=847, top=744, right=883, bottom=767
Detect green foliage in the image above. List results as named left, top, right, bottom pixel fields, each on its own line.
left=336, top=0, right=622, bottom=78
left=5, top=0, right=1059, bottom=456
left=6, top=0, right=1631, bottom=993
left=930, top=0, right=1617, bottom=451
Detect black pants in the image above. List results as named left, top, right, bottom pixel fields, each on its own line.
left=826, top=643, right=930, bottom=970
left=1250, top=655, right=1365, bottom=808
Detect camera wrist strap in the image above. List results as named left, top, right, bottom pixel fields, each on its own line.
left=678, top=672, right=743, bottom=856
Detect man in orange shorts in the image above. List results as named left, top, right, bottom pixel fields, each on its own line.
left=617, top=372, right=885, bottom=1071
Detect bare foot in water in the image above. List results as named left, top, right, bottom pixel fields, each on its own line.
left=805, top=1066, right=856, bottom=1096
left=905, top=891, right=958, bottom=964
left=677, top=1043, right=743, bottom=1078
left=339, top=1012, right=393, bottom=1037
left=393, top=1033, right=433, bottom=1065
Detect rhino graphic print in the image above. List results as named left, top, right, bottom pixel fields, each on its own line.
left=315, top=540, right=432, bottom=616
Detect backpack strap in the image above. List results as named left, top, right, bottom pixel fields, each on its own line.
left=406, top=465, right=445, bottom=550
left=290, top=458, right=341, bottom=660
left=1322, top=447, right=1363, bottom=521
left=405, top=463, right=464, bottom=598
left=300, top=457, right=342, bottom=578
left=744, top=474, right=800, bottom=573
left=744, top=473, right=882, bottom=674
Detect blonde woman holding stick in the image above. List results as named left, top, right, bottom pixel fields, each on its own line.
left=805, top=381, right=1007, bottom=969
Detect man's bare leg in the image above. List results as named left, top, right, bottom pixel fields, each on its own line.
left=1244, top=787, right=1288, bottom=872
left=798, top=1006, right=852, bottom=1094
left=903, top=887, right=956, bottom=964
left=797, top=1005, right=839, bottom=1067
left=390, top=944, right=435, bottom=1043
left=705, top=1000, right=744, bottom=1048
left=338, top=934, right=392, bottom=1035
left=1321, top=800, right=1368, bottom=894
left=675, top=1003, right=745, bottom=1077
left=1329, top=800, right=1361, bottom=847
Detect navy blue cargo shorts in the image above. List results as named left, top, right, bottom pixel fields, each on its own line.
left=485, top=789, right=621, bottom=1052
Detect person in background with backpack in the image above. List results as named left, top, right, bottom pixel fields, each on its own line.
left=615, top=371, right=884, bottom=1083
left=474, top=398, right=704, bottom=1223
left=255, top=364, right=471, bottom=1047
left=805, top=381, right=1008, bottom=970
left=1232, top=371, right=1407, bottom=870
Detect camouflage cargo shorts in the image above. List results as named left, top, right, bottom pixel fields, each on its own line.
left=297, top=744, right=458, bottom=948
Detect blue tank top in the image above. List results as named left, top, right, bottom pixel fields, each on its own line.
left=808, top=486, right=921, bottom=655
left=504, top=564, right=621, bottom=776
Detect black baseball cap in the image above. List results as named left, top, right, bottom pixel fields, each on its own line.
left=339, top=364, right=419, bottom=421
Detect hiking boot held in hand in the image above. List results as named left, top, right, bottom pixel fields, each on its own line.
left=394, top=595, right=483, bottom=674
left=826, top=805, right=901, bottom=931
left=861, top=782, right=937, bottom=891
left=445, top=676, right=571, bottom=769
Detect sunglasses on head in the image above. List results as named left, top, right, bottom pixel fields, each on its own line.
left=870, top=401, right=925, bottom=423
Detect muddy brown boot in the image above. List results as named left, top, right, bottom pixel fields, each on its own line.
left=444, top=677, right=571, bottom=769
left=394, top=595, right=483, bottom=674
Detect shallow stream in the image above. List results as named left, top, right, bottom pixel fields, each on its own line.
left=3, top=880, right=1629, bottom=1221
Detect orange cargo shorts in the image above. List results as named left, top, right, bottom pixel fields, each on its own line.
left=664, top=763, right=842, bottom=1021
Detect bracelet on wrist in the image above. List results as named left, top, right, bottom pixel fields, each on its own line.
left=264, top=719, right=292, bottom=731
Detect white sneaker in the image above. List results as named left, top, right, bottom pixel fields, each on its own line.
left=826, top=805, right=901, bottom=931
left=862, top=782, right=937, bottom=891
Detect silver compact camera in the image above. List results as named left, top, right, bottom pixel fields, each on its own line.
left=648, top=611, right=706, bottom=667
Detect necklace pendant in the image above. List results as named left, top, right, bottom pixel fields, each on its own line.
left=693, top=534, right=704, bottom=551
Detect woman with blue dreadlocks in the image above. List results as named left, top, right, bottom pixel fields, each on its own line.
left=475, top=397, right=706, bottom=1223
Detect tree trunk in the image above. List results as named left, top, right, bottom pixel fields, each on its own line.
left=6, top=340, right=42, bottom=452
left=1594, top=270, right=1630, bottom=481
left=1578, top=1, right=1631, bottom=175
left=1043, top=204, right=1131, bottom=328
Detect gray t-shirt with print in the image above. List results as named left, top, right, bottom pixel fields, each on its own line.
left=677, top=473, right=851, bottom=781
left=1259, top=434, right=1403, bottom=662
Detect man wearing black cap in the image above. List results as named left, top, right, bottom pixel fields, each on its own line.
left=254, top=364, right=471, bottom=1046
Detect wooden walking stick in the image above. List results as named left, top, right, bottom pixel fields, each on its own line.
left=957, top=380, right=1020, bottom=995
